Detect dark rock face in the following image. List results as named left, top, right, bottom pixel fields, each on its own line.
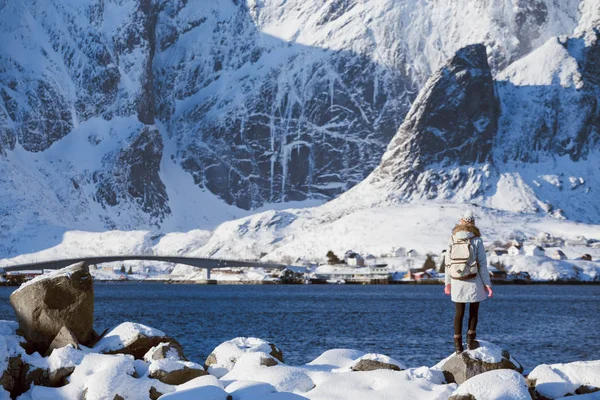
left=0, top=356, right=21, bottom=393
left=9, top=262, right=94, bottom=354
left=442, top=348, right=523, bottom=385
left=351, top=359, right=402, bottom=372
left=46, top=326, right=80, bottom=357
left=377, top=44, right=498, bottom=190
left=369, top=44, right=499, bottom=202
left=95, top=126, right=170, bottom=222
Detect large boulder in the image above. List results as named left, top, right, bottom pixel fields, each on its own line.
left=441, top=341, right=523, bottom=384
left=205, top=337, right=284, bottom=378
left=449, top=369, right=532, bottom=400
left=9, top=262, right=95, bottom=353
left=93, top=322, right=176, bottom=360
left=527, top=360, right=600, bottom=399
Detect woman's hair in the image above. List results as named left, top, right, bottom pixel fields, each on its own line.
left=452, top=224, right=481, bottom=237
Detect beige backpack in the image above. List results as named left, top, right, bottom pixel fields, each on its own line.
left=448, top=236, right=479, bottom=280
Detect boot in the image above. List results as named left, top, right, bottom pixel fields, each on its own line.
left=454, top=334, right=464, bottom=354
left=467, top=330, right=479, bottom=350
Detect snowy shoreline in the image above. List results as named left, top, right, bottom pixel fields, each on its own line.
left=2, top=321, right=599, bottom=400
left=2, top=263, right=599, bottom=399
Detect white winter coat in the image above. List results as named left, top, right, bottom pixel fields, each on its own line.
left=444, top=228, right=491, bottom=303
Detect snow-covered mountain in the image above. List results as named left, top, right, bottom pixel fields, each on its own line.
left=0, top=0, right=599, bottom=258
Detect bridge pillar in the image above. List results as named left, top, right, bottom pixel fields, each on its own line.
left=206, top=268, right=211, bottom=280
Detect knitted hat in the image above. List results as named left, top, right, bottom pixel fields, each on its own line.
left=460, top=210, right=475, bottom=225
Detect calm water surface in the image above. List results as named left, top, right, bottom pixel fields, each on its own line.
left=1, top=283, right=598, bottom=370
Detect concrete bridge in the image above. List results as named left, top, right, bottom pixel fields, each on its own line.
left=0, top=256, right=288, bottom=280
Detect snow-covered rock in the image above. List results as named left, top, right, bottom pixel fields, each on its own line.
left=440, top=341, right=523, bottom=384
left=528, top=360, right=600, bottom=399
left=222, top=352, right=315, bottom=393
left=450, top=369, right=531, bottom=400
left=93, top=322, right=172, bottom=359
left=349, top=353, right=406, bottom=372
left=147, top=359, right=208, bottom=385
left=9, top=262, right=95, bottom=354
left=205, top=337, right=284, bottom=378
left=144, top=341, right=188, bottom=362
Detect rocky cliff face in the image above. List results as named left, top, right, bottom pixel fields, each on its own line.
left=0, top=0, right=597, bottom=252
left=374, top=44, right=499, bottom=200
left=355, top=27, right=600, bottom=221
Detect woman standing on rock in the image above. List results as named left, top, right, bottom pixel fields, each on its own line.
left=444, top=210, right=493, bottom=354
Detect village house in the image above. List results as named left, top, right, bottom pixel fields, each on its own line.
left=487, top=248, right=508, bottom=257
left=364, top=254, right=377, bottom=266
left=404, top=268, right=422, bottom=280
left=413, top=271, right=433, bottom=281
left=551, top=250, right=568, bottom=260
left=507, top=245, right=523, bottom=256
left=347, top=254, right=365, bottom=267
left=279, top=266, right=308, bottom=284
left=392, top=247, right=406, bottom=258
left=406, top=249, right=418, bottom=258
left=524, top=245, right=545, bottom=257
left=565, top=236, right=587, bottom=246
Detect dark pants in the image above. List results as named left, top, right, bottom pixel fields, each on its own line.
left=454, top=302, right=480, bottom=335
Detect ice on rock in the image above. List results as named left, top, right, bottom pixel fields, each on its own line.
left=450, top=369, right=531, bottom=400
left=528, top=360, right=600, bottom=399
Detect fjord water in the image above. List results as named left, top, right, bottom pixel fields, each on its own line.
left=1, top=284, right=598, bottom=369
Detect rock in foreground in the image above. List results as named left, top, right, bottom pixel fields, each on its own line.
left=93, top=322, right=177, bottom=359
left=449, top=369, right=532, bottom=400
left=9, top=262, right=95, bottom=353
left=204, top=337, right=284, bottom=378
left=528, top=360, right=600, bottom=399
left=441, top=341, right=524, bottom=384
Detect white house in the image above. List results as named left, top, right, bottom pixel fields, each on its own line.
left=508, top=245, right=523, bottom=256
left=406, top=249, right=418, bottom=258
left=551, top=250, right=568, bottom=260
left=565, top=236, right=587, bottom=246
left=392, top=247, right=406, bottom=258
left=524, top=245, right=545, bottom=257
left=347, top=254, right=365, bottom=267
left=364, top=254, right=377, bottom=266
